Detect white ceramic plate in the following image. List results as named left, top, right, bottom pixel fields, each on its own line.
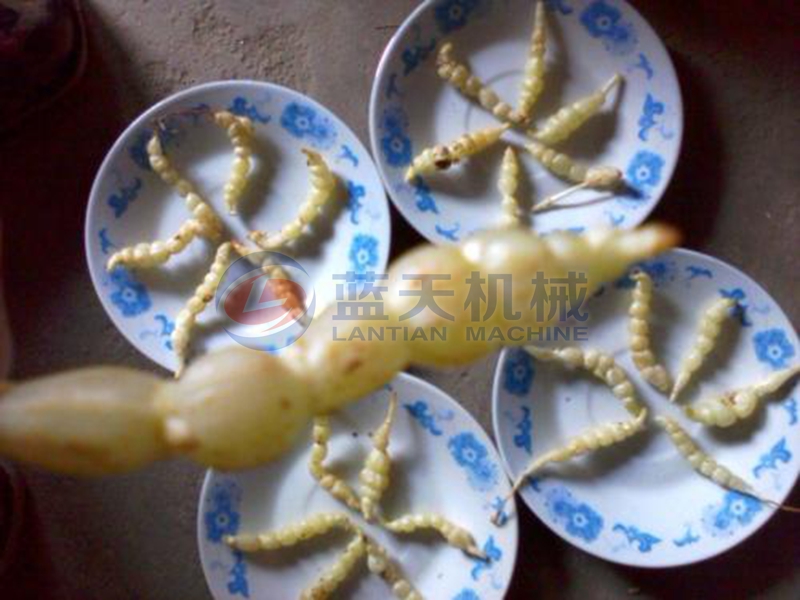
left=492, top=248, right=799, bottom=567
left=370, top=0, right=682, bottom=243
left=86, top=81, right=390, bottom=372
left=198, top=373, right=518, bottom=599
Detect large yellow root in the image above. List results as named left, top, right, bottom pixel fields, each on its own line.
left=0, top=226, right=677, bottom=475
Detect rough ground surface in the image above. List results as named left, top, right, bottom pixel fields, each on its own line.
left=0, top=0, right=797, bottom=598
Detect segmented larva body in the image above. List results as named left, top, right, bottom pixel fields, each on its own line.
left=530, top=165, right=622, bottom=213
left=250, top=149, right=336, bottom=251
left=365, top=539, right=424, bottom=600
left=300, top=534, right=366, bottom=600
left=498, top=147, right=524, bottom=228
left=524, top=141, right=588, bottom=183
left=511, top=1, right=547, bottom=123
left=107, top=219, right=204, bottom=271
left=382, top=513, right=485, bottom=559
left=526, top=346, right=644, bottom=417
left=628, top=271, right=672, bottom=393
left=436, top=42, right=521, bottom=125
left=309, top=416, right=361, bottom=510
left=359, top=392, right=398, bottom=521
left=685, top=365, right=800, bottom=427
left=0, top=225, right=678, bottom=475
left=213, top=110, right=255, bottom=216
left=224, top=512, right=354, bottom=552
left=146, top=135, right=223, bottom=238
left=655, top=416, right=753, bottom=494
left=405, top=124, right=509, bottom=181
left=508, top=409, right=648, bottom=496
left=534, top=74, right=622, bottom=145
left=670, top=296, right=737, bottom=402
left=171, top=242, right=233, bottom=378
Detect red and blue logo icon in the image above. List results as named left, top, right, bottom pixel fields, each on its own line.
left=217, top=251, right=315, bottom=351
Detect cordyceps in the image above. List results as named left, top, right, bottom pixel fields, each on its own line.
left=419, top=2, right=627, bottom=220
left=0, top=225, right=678, bottom=476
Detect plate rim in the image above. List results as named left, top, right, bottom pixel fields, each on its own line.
left=491, top=246, right=799, bottom=568
left=368, top=0, right=685, bottom=244
left=85, top=79, right=392, bottom=371
left=197, top=370, right=520, bottom=599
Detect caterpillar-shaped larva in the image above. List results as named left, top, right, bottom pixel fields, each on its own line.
left=382, top=513, right=485, bottom=559
left=309, top=416, right=361, bottom=510
left=684, top=365, right=800, bottom=427
left=405, top=124, right=509, bottom=181
left=106, top=219, right=204, bottom=271
left=628, top=271, right=672, bottom=393
left=224, top=512, right=354, bottom=552
left=146, top=134, right=223, bottom=238
left=300, top=533, right=366, bottom=600
left=511, top=1, right=547, bottom=123
left=526, top=346, right=644, bottom=417
left=359, top=391, right=398, bottom=521
left=436, top=42, right=521, bottom=125
left=172, top=242, right=233, bottom=378
left=670, top=296, right=737, bottom=402
left=498, top=147, right=524, bottom=228
left=0, top=225, right=678, bottom=476
left=655, top=416, right=753, bottom=494
left=506, top=408, right=648, bottom=498
left=250, top=148, right=336, bottom=251
left=533, top=73, right=622, bottom=145
left=213, top=110, right=255, bottom=216
left=525, top=140, right=618, bottom=185
left=365, top=539, right=424, bottom=600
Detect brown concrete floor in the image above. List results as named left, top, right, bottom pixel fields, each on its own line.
left=0, top=0, right=798, bottom=598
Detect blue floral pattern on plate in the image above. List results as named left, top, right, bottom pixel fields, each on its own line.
left=753, top=328, right=795, bottom=369
left=784, top=398, right=798, bottom=426
left=229, top=96, right=270, bottom=124
left=638, top=93, right=665, bottom=141
left=107, top=177, right=143, bottom=218
left=405, top=400, right=445, bottom=436
left=580, top=0, right=637, bottom=56
left=227, top=551, right=249, bottom=597
left=345, top=179, right=366, bottom=225
left=752, top=437, right=792, bottom=479
left=380, top=107, right=413, bottom=167
left=108, top=268, right=151, bottom=317
left=503, top=349, right=535, bottom=396
left=703, top=491, right=762, bottom=538
left=280, top=102, right=336, bottom=149
left=672, top=526, right=700, bottom=547
left=612, top=523, right=661, bottom=552
left=349, top=234, right=380, bottom=273
left=510, top=407, right=532, bottom=455
left=448, top=432, right=499, bottom=492
left=720, top=287, right=752, bottom=327
left=453, top=589, right=481, bottom=600
left=625, top=150, right=664, bottom=199
left=545, top=487, right=603, bottom=542
left=205, top=480, right=242, bottom=543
